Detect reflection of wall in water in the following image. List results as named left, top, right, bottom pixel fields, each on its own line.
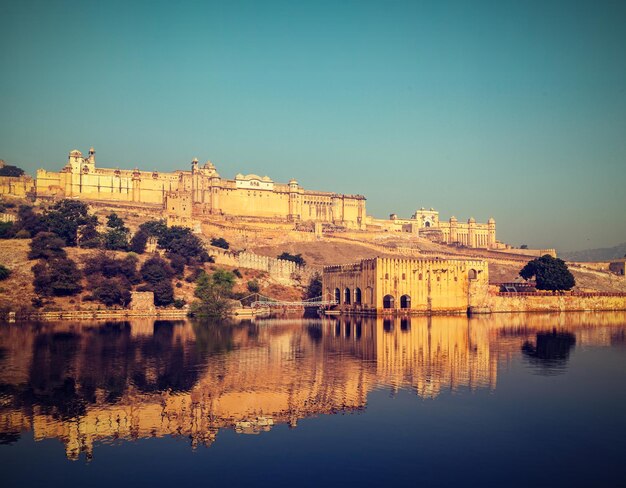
left=1, top=314, right=626, bottom=460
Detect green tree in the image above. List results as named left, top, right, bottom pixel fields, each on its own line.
left=211, top=269, right=236, bottom=292
left=43, top=200, right=92, bottom=246
left=304, top=272, right=323, bottom=299
left=139, top=219, right=168, bottom=239
left=103, top=228, right=130, bottom=251
left=189, top=271, right=234, bottom=318
left=520, top=255, right=576, bottom=292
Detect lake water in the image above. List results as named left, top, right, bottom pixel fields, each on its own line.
left=1, top=313, right=626, bottom=487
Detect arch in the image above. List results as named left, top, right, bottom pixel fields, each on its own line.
left=334, top=288, right=341, bottom=304
left=468, top=269, right=478, bottom=280
left=424, top=221, right=431, bottom=228
left=400, top=294, right=411, bottom=309
left=354, top=288, right=362, bottom=304
left=82, top=165, right=90, bottom=174
left=344, top=288, right=351, bottom=305
left=383, top=294, right=395, bottom=309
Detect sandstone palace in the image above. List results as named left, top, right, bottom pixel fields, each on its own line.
left=3, top=147, right=498, bottom=248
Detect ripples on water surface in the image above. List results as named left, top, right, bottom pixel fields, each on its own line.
left=1, top=313, right=626, bottom=487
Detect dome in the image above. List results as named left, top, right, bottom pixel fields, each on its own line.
left=192, top=157, right=198, bottom=163
left=488, top=217, right=495, bottom=224
left=288, top=178, right=298, bottom=185
left=69, top=149, right=82, bottom=157
left=450, top=216, right=457, bottom=221
left=468, top=217, right=476, bottom=223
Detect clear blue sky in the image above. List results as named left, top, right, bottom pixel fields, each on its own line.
left=1, top=0, right=625, bottom=252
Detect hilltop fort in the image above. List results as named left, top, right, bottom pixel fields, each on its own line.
left=2, top=147, right=501, bottom=250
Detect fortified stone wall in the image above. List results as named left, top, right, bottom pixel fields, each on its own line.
left=34, top=148, right=366, bottom=229
left=0, top=175, right=35, bottom=197
left=209, top=246, right=313, bottom=285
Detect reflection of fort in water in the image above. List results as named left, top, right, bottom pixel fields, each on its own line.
left=1, top=313, right=625, bottom=460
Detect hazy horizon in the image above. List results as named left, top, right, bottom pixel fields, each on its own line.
left=2, top=0, right=625, bottom=252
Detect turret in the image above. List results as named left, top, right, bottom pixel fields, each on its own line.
left=288, top=179, right=301, bottom=221
left=487, top=217, right=496, bottom=248
left=468, top=217, right=476, bottom=248
left=88, top=147, right=96, bottom=164
left=191, top=157, right=199, bottom=174
left=449, top=216, right=458, bottom=244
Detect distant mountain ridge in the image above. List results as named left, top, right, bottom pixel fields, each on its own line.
left=560, top=242, right=626, bottom=262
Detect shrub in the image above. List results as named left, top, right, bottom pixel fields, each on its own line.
left=185, top=267, right=203, bottom=283
left=173, top=298, right=186, bottom=309
left=210, top=237, right=230, bottom=249
left=32, top=257, right=82, bottom=296
left=278, top=252, right=306, bottom=266
left=106, top=212, right=127, bottom=230
left=169, top=253, right=186, bottom=277
left=305, top=272, right=323, bottom=300
left=247, top=279, right=260, bottom=293
left=15, top=229, right=31, bottom=239
left=29, top=232, right=66, bottom=260
left=0, top=264, right=10, bottom=281
left=152, top=280, right=174, bottom=306
left=130, top=230, right=149, bottom=254
left=92, top=278, right=132, bottom=307
left=83, top=253, right=139, bottom=284
left=17, top=205, right=45, bottom=235
left=0, top=222, right=15, bottom=239
left=233, top=268, right=242, bottom=278
left=140, top=255, right=174, bottom=285
left=79, top=220, right=100, bottom=248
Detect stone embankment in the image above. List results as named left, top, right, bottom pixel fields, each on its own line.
left=16, top=309, right=189, bottom=322
left=482, top=292, right=626, bottom=314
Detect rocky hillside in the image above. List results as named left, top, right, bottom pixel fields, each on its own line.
left=560, top=242, right=626, bottom=262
